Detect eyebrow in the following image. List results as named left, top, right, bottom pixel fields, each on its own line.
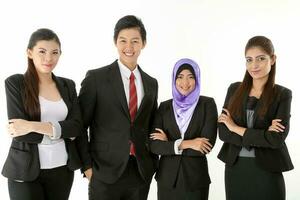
left=245, top=54, right=267, bottom=59
left=118, top=36, right=141, bottom=40
left=38, top=47, right=59, bottom=52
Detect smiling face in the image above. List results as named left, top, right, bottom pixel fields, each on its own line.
left=115, top=28, right=145, bottom=70
left=176, top=69, right=196, bottom=96
left=27, top=40, right=61, bottom=75
left=245, top=47, right=275, bottom=82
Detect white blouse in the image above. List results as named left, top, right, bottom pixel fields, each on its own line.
left=38, top=96, right=68, bottom=169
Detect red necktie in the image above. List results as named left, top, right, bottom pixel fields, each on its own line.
left=129, top=72, right=137, bottom=155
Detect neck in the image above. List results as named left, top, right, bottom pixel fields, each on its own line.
left=37, top=72, right=54, bottom=85
left=119, top=59, right=137, bottom=71
left=252, top=77, right=268, bottom=92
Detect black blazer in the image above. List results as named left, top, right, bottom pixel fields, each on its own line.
left=218, top=82, right=294, bottom=172
left=2, top=74, right=82, bottom=181
left=150, top=97, right=218, bottom=190
left=77, top=60, right=158, bottom=184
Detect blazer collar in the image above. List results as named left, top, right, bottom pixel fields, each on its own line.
left=109, top=60, right=153, bottom=122
left=51, top=73, right=71, bottom=109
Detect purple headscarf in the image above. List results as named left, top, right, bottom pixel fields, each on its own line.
left=172, top=58, right=201, bottom=134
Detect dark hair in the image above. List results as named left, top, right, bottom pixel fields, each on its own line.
left=176, top=64, right=196, bottom=79
left=24, top=28, right=61, bottom=120
left=113, top=15, right=146, bottom=44
left=228, top=36, right=276, bottom=118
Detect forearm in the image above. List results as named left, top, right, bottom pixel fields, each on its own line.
left=29, top=121, right=53, bottom=137
left=231, top=125, right=247, bottom=136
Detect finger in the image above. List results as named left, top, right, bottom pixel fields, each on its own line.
left=199, top=148, right=204, bottom=154
left=274, top=123, right=285, bottom=129
left=273, top=127, right=284, bottom=132
left=202, top=147, right=210, bottom=154
left=155, top=128, right=164, bottom=133
left=268, top=127, right=280, bottom=132
left=203, top=141, right=213, bottom=147
left=202, top=144, right=212, bottom=151
left=222, top=108, right=230, bottom=116
left=272, top=119, right=282, bottom=123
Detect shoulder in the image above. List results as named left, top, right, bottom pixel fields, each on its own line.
left=5, top=74, right=24, bottom=88
left=158, top=99, right=173, bottom=111
left=199, top=95, right=215, bottom=103
left=86, top=61, right=117, bottom=77
left=274, top=84, right=292, bottom=99
left=198, top=96, right=217, bottom=110
left=5, top=74, right=24, bottom=83
left=228, top=82, right=241, bottom=91
left=55, top=75, right=76, bottom=88
left=138, top=66, right=157, bottom=84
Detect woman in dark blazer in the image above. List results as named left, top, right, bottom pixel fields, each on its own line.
left=2, top=28, right=82, bottom=200
left=150, top=58, right=218, bottom=200
left=218, top=36, right=293, bottom=200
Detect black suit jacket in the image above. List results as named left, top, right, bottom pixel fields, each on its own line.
left=77, top=60, right=158, bottom=184
left=1, top=74, right=82, bottom=181
left=150, top=97, right=218, bottom=190
left=218, top=82, right=294, bottom=172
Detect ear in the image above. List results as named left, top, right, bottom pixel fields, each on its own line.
left=141, top=41, right=146, bottom=49
left=271, top=54, right=277, bottom=65
left=27, top=49, right=33, bottom=59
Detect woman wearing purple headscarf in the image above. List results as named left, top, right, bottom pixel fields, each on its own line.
left=150, top=58, right=218, bottom=200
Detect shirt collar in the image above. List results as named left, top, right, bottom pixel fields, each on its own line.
left=118, top=60, right=139, bottom=79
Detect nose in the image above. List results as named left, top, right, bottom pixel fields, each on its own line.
left=182, top=78, right=190, bottom=88
left=44, top=53, right=53, bottom=62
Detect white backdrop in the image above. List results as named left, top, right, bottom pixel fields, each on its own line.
left=0, top=0, right=299, bottom=199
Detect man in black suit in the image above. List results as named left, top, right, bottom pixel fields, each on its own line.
left=77, top=15, right=158, bottom=200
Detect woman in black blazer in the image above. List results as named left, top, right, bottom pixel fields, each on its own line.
left=150, top=58, right=218, bottom=200
left=218, top=36, right=293, bottom=200
left=2, top=28, right=82, bottom=200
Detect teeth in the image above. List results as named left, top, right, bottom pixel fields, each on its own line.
left=124, top=52, right=134, bottom=56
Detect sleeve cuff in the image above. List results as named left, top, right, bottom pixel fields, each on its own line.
left=49, top=121, right=62, bottom=140
left=174, top=139, right=183, bottom=155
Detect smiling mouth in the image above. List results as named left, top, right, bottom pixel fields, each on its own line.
left=124, top=52, right=134, bottom=57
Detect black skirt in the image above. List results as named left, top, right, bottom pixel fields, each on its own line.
left=225, top=157, right=285, bottom=200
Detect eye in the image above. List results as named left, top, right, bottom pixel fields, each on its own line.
left=188, top=75, right=195, bottom=79
left=39, top=50, right=46, bottom=54
left=246, top=58, right=252, bottom=63
left=119, top=39, right=126, bottom=43
left=132, top=40, right=139, bottom=43
left=257, top=56, right=266, bottom=61
left=176, top=75, right=183, bottom=79
left=53, top=51, right=59, bottom=55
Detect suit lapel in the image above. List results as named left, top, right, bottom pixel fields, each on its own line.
left=135, top=67, right=150, bottom=120
left=169, top=102, right=184, bottom=138
left=109, top=61, right=131, bottom=120
left=52, top=74, right=71, bottom=109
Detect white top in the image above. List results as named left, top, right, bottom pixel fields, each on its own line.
left=38, top=96, right=68, bottom=169
left=118, top=60, right=144, bottom=109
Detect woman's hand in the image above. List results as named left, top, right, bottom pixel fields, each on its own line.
left=218, top=108, right=246, bottom=136
left=268, top=119, right=285, bottom=133
left=150, top=128, right=168, bottom=141
left=7, top=119, right=32, bottom=137
left=181, top=138, right=212, bottom=154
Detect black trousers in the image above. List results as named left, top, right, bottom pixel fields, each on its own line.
left=89, top=156, right=150, bottom=200
left=8, top=165, right=74, bottom=200
left=225, top=157, right=285, bottom=200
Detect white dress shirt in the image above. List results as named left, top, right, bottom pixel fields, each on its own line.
left=118, top=60, right=144, bottom=109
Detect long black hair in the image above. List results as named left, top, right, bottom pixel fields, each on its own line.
left=24, top=28, right=61, bottom=120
